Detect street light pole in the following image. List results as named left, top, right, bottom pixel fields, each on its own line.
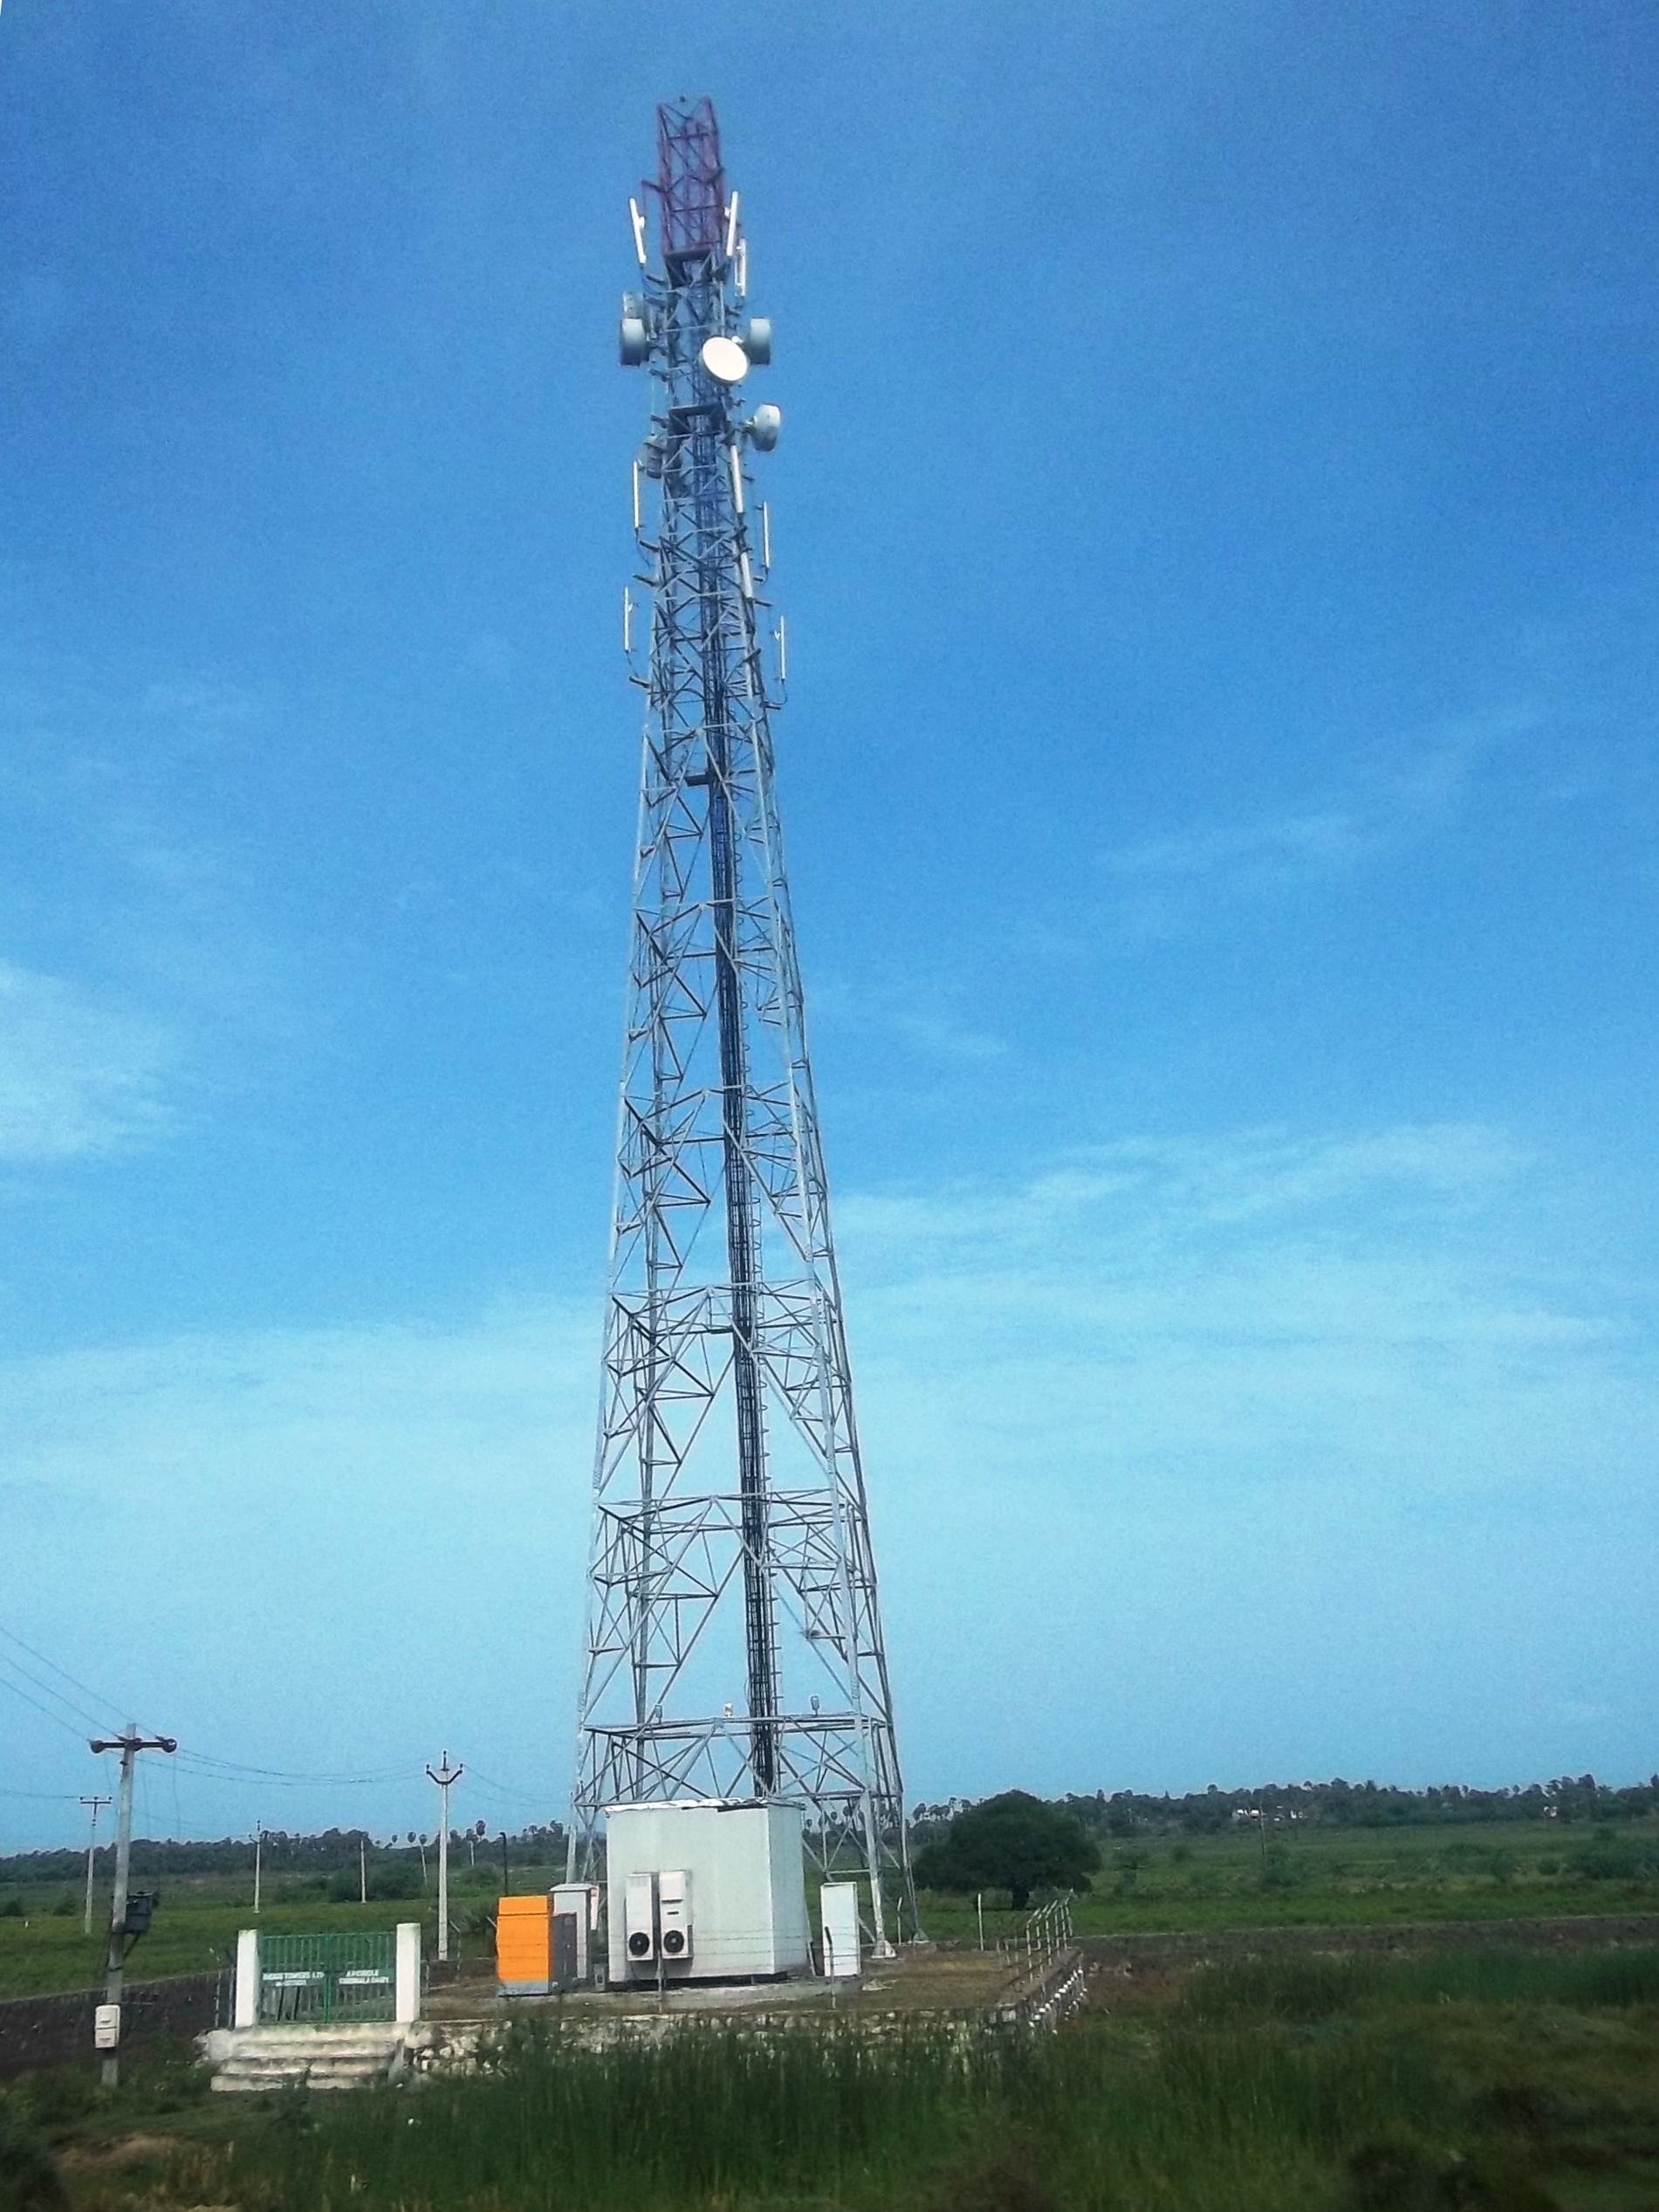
left=425, top=1753, right=463, bottom=1964
left=88, top=1726, right=176, bottom=2088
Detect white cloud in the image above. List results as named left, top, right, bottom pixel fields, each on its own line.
left=1108, top=805, right=1380, bottom=886
left=0, top=960, right=174, bottom=1161
left=812, top=970, right=1009, bottom=1064
left=3, top=1118, right=1653, bottom=1835
left=838, top=1122, right=1652, bottom=1512
left=839, top=1123, right=1529, bottom=1259
left=1098, top=715, right=1532, bottom=933
left=0, top=1297, right=601, bottom=1842
left=828, top=1121, right=1659, bottom=1793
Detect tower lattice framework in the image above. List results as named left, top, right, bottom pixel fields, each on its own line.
left=568, top=99, right=912, bottom=1947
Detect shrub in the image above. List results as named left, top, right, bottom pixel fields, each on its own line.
left=0, top=2094, right=65, bottom=2212
left=1569, top=1841, right=1657, bottom=1882
left=10, top=2070, right=94, bottom=2139
left=367, top=1862, right=422, bottom=1903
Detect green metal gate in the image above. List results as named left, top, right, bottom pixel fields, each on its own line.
left=258, top=1932, right=396, bottom=2023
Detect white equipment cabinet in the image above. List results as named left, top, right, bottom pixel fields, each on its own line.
left=819, top=1881, right=861, bottom=1980
left=551, top=1882, right=600, bottom=1982
left=604, top=1801, right=810, bottom=1983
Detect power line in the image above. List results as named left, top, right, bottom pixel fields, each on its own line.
left=1, top=1620, right=543, bottom=1810
left=0, top=1623, right=129, bottom=1727
left=0, top=1618, right=401, bottom=1791
left=0, top=1648, right=114, bottom=1730
left=174, top=1752, right=408, bottom=1788
left=0, top=1662, right=101, bottom=1742
left=464, top=1767, right=553, bottom=1809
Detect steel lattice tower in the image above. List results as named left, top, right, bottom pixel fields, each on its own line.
left=568, top=98, right=913, bottom=1949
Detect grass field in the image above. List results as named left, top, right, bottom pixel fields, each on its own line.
left=0, top=1861, right=563, bottom=2002
left=5, top=1942, right=1659, bottom=2209
left=922, top=1817, right=1659, bottom=1946
left=3, top=1824, right=1656, bottom=2001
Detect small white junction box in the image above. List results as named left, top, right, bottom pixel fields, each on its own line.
left=605, top=1801, right=810, bottom=1982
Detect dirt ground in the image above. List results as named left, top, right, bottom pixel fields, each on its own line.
left=422, top=1941, right=1040, bottom=2024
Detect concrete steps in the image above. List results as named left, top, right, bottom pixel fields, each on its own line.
left=203, top=2023, right=428, bottom=2092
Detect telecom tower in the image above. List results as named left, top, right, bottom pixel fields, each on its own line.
left=568, top=98, right=913, bottom=1948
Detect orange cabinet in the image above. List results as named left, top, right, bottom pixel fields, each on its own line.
left=496, top=1894, right=551, bottom=1992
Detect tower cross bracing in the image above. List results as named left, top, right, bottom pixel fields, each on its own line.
left=568, top=98, right=913, bottom=1946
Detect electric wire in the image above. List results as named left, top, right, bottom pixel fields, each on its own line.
left=2, top=1615, right=405, bottom=1790
left=0, top=1649, right=113, bottom=1732
left=464, top=1766, right=556, bottom=1811
left=173, top=1752, right=408, bottom=1788
left=0, top=1617, right=526, bottom=1830
left=0, top=1622, right=130, bottom=1728
left=0, top=1663, right=100, bottom=1743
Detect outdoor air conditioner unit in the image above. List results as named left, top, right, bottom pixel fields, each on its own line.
left=624, top=1870, right=657, bottom=1968
left=658, top=1869, right=693, bottom=1964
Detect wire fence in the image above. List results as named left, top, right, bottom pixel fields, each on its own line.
left=996, top=1894, right=1074, bottom=1982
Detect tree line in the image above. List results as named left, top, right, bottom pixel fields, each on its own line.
left=911, top=1774, right=1659, bottom=1844
left=0, top=1821, right=569, bottom=1887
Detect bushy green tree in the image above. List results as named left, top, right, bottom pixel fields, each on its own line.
left=912, top=1790, right=1099, bottom=1910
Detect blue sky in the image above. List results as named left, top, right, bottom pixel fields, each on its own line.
left=2, top=0, right=1656, bottom=1849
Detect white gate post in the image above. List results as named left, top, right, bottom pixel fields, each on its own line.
left=394, top=1921, right=422, bottom=2023
left=233, top=1928, right=261, bottom=2029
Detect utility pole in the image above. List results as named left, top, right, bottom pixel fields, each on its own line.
left=425, top=1753, right=463, bottom=1964
left=359, top=1834, right=367, bottom=1905
left=79, top=1796, right=111, bottom=1937
left=88, top=1726, right=176, bottom=2087
left=253, top=1825, right=264, bottom=1914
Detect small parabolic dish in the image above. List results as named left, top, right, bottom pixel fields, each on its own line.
left=700, top=335, right=751, bottom=384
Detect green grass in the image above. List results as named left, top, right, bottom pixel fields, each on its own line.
left=7, top=1944, right=1659, bottom=2209
left=112, top=2015, right=1459, bottom=2212
left=3, top=1825, right=1654, bottom=2002
left=915, top=1818, right=1659, bottom=1946
left=1176, top=1945, right=1659, bottom=2020
left=0, top=1864, right=565, bottom=2001
left=172, top=1953, right=1659, bottom=2210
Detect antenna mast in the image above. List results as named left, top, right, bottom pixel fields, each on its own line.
left=569, top=97, right=914, bottom=1949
